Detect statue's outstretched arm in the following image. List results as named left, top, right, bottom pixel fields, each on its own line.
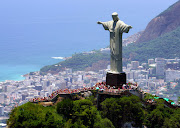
left=97, top=21, right=103, bottom=24
left=97, top=21, right=109, bottom=30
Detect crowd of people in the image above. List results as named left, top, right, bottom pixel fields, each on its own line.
left=30, top=82, right=138, bottom=103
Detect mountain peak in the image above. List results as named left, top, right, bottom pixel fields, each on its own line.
left=136, top=1, right=180, bottom=43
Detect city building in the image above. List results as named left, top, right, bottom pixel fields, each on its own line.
left=0, top=106, right=4, bottom=116
left=166, top=69, right=180, bottom=82
left=131, top=61, right=139, bottom=70
left=155, top=58, right=165, bottom=76
left=0, top=93, right=4, bottom=104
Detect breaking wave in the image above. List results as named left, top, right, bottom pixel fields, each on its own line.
left=51, top=57, right=64, bottom=60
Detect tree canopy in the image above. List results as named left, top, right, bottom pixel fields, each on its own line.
left=7, top=95, right=180, bottom=128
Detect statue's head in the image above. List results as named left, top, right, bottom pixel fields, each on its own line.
left=112, top=12, right=119, bottom=21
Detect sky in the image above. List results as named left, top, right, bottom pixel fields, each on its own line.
left=0, top=0, right=178, bottom=32
left=0, top=0, right=178, bottom=55
left=0, top=0, right=179, bottom=59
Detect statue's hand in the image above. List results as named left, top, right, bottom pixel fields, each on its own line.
left=97, top=21, right=102, bottom=24
left=128, top=26, right=133, bottom=29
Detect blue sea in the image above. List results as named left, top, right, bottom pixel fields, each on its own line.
left=0, top=0, right=177, bottom=82
left=0, top=22, right=112, bottom=82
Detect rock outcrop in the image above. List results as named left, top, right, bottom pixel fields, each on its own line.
left=136, top=1, right=180, bottom=43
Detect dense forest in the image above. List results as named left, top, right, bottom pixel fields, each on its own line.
left=7, top=95, right=180, bottom=128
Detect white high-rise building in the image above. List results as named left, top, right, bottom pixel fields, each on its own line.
left=43, top=80, right=50, bottom=87
left=65, top=68, right=73, bottom=74
left=78, top=75, right=83, bottom=82
left=134, top=71, right=141, bottom=79
left=166, top=69, right=180, bottom=82
left=0, top=93, right=4, bottom=104
left=0, top=106, right=4, bottom=116
left=131, top=61, right=139, bottom=70
left=127, top=63, right=131, bottom=69
left=0, top=86, right=2, bottom=92
left=55, top=80, right=66, bottom=89
left=155, top=58, right=165, bottom=76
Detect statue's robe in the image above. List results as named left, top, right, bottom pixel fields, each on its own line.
left=102, top=20, right=131, bottom=73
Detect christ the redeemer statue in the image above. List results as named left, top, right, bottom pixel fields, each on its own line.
left=97, top=12, right=132, bottom=73
left=97, top=12, right=132, bottom=87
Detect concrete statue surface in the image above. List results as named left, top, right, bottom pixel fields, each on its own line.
left=97, top=12, right=132, bottom=87
left=97, top=12, right=132, bottom=73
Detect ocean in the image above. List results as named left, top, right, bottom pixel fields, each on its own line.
left=0, top=23, right=110, bottom=82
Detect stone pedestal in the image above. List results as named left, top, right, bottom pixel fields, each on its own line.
left=106, top=72, right=126, bottom=88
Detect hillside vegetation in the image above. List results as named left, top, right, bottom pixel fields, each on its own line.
left=123, top=26, right=180, bottom=63
left=40, top=52, right=110, bottom=74
left=7, top=95, right=180, bottom=128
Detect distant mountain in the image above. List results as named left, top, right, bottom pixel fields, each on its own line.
left=123, top=26, right=180, bottom=62
left=136, top=0, right=180, bottom=43
left=123, top=1, right=180, bottom=62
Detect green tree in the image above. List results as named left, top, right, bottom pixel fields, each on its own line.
left=101, top=96, right=144, bottom=127
left=7, top=102, right=63, bottom=128
left=72, top=99, right=96, bottom=128
left=57, top=98, right=73, bottom=119
left=94, top=118, right=115, bottom=128
left=144, top=102, right=174, bottom=128
left=66, top=99, right=114, bottom=128
left=163, top=109, right=180, bottom=128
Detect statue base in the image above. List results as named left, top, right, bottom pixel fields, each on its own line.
left=106, top=72, right=126, bottom=88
